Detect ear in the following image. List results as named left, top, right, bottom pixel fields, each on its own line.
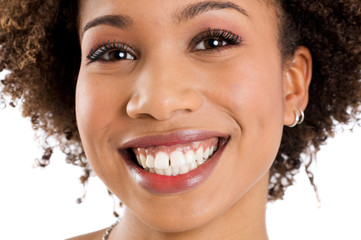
left=283, top=46, right=312, bottom=126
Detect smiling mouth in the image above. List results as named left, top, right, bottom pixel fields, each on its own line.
left=131, top=137, right=219, bottom=176
left=119, top=131, right=229, bottom=194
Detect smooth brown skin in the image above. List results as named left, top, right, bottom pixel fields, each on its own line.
left=71, top=0, right=312, bottom=239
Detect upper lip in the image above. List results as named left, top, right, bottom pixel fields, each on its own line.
left=120, top=129, right=229, bottom=149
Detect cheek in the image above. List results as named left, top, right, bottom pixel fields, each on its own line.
left=203, top=53, right=284, bottom=199
left=76, top=72, right=107, bottom=143
left=75, top=70, right=143, bottom=206
left=206, top=54, right=284, bottom=131
left=75, top=70, right=124, bottom=176
left=227, top=57, right=284, bottom=153
left=75, top=72, right=103, bottom=172
left=75, top=69, right=132, bottom=137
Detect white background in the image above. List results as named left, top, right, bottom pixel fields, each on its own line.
left=1, top=70, right=361, bottom=240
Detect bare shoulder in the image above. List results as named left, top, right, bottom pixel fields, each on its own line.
left=66, top=228, right=106, bottom=240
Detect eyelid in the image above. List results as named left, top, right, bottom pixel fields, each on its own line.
left=86, top=40, right=137, bottom=64
left=189, top=28, right=243, bottom=52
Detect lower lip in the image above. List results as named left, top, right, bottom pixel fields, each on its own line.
left=120, top=138, right=228, bottom=195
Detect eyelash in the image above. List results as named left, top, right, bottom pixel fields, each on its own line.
left=86, top=28, right=242, bottom=63
left=87, top=40, right=136, bottom=63
left=190, top=28, right=242, bottom=52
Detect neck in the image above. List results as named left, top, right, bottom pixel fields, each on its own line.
left=113, top=173, right=269, bottom=240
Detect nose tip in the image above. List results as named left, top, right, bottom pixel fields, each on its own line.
left=126, top=88, right=202, bottom=121
left=126, top=53, right=203, bottom=120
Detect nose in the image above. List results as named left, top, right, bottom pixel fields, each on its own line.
left=126, top=59, right=203, bottom=120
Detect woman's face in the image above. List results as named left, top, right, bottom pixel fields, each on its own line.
left=77, top=0, right=284, bottom=233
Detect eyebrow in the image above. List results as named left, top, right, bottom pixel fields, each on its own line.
left=174, top=1, right=249, bottom=23
left=80, top=1, right=248, bottom=38
left=81, top=14, right=133, bottom=38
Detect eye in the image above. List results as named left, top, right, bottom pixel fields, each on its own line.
left=87, top=41, right=137, bottom=63
left=191, top=28, right=242, bottom=52
left=194, top=38, right=228, bottom=50
left=101, top=50, right=135, bottom=61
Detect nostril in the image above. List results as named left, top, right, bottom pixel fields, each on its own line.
left=126, top=94, right=145, bottom=119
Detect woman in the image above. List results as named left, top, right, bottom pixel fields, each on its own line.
left=1, top=0, right=360, bottom=239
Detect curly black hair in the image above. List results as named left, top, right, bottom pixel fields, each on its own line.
left=0, top=0, right=360, bottom=201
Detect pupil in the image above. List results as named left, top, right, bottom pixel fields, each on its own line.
left=208, top=39, right=220, bottom=48
left=115, top=51, right=126, bottom=59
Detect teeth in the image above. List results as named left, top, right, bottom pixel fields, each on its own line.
left=140, top=154, right=147, bottom=168
left=189, top=161, right=197, bottom=170
left=195, top=147, right=204, bottom=164
left=135, top=154, right=141, bottom=166
left=203, top=148, right=210, bottom=160
left=155, top=168, right=165, bottom=175
left=155, top=152, right=169, bottom=169
left=171, top=167, right=180, bottom=176
left=180, top=164, right=190, bottom=174
left=164, top=167, right=172, bottom=176
left=133, top=140, right=218, bottom=176
left=146, top=155, right=155, bottom=168
left=185, top=150, right=195, bottom=164
left=170, top=150, right=186, bottom=167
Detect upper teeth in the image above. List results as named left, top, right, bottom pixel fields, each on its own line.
left=133, top=141, right=218, bottom=176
